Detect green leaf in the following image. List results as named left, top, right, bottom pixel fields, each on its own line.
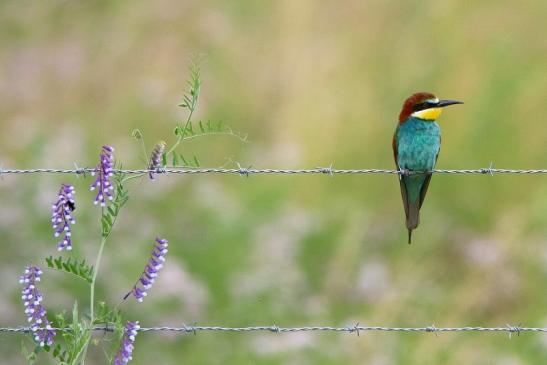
left=180, top=154, right=189, bottom=166
left=94, top=301, right=123, bottom=328
left=172, top=152, right=179, bottom=166
left=52, top=343, right=68, bottom=363
left=131, top=129, right=143, bottom=140
left=45, top=257, right=94, bottom=283
left=21, top=341, right=38, bottom=364
left=187, top=122, right=194, bottom=135
left=54, top=312, right=66, bottom=328
left=214, top=120, right=222, bottom=131
left=105, top=212, right=113, bottom=223
left=54, top=256, right=63, bottom=268
left=101, top=169, right=130, bottom=239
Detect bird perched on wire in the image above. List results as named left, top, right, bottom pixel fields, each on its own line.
left=393, top=92, right=463, bottom=244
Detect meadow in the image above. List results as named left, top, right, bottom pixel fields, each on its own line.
left=0, top=1, right=546, bottom=364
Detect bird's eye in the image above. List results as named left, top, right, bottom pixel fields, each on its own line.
left=414, top=102, right=429, bottom=111
left=414, top=100, right=439, bottom=111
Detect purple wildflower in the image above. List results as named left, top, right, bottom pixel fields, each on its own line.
left=90, top=145, right=115, bottom=206
left=113, top=321, right=140, bottom=365
left=148, top=141, right=166, bottom=180
left=125, top=238, right=168, bottom=302
left=19, top=266, right=56, bottom=347
left=51, top=184, right=76, bottom=251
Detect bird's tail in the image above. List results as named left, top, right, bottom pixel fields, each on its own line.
left=405, top=201, right=420, bottom=244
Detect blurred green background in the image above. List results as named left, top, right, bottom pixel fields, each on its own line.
left=1, top=1, right=546, bottom=364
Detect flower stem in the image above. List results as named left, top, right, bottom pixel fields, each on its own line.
left=165, top=116, right=193, bottom=157
left=90, top=235, right=107, bottom=322
left=166, top=85, right=199, bottom=158
left=79, top=221, right=108, bottom=364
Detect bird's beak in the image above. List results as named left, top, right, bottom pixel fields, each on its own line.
left=438, top=99, right=464, bottom=107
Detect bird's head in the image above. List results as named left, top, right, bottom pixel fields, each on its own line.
left=399, top=92, right=463, bottom=123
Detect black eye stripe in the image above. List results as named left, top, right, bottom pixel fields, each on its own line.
left=413, top=101, right=439, bottom=112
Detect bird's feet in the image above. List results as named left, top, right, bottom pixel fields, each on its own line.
left=399, top=168, right=411, bottom=177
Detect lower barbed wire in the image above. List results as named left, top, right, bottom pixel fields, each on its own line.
left=1, top=325, right=546, bottom=335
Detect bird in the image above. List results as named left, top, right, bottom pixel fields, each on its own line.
left=392, top=92, right=463, bottom=244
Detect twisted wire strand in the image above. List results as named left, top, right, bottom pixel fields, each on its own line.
left=1, top=325, right=546, bottom=336
left=0, top=167, right=546, bottom=176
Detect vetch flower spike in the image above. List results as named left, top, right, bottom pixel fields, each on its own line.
left=124, top=238, right=168, bottom=302
left=19, top=266, right=56, bottom=347
left=51, top=184, right=76, bottom=250
left=148, top=141, right=166, bottom=180
left=90, top=145, right=115, bottom=206
left=113, top=321, right=140, bottom=365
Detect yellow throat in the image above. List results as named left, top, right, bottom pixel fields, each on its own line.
left=411, top=107, right=442, bottom=120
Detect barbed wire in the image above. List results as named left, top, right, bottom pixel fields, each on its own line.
left=0, top=166, right=546, bottom=177
left=2, top=168, right=546, bottom=339
left=1, top=324, right=546, bottom=338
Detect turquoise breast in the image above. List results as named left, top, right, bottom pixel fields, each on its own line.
left=395, top=117, right=441, bottom=171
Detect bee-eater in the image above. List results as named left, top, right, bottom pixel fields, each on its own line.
left=393, top=92, right=463, bottom=244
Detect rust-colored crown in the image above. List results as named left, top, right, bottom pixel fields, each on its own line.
left=398, top=92, right=437, bottom=122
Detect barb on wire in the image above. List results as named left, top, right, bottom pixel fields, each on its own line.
left=73, top=162, right=87, bottom=178
left=1, top=324, right=546, bottom=337
left=317, top=163, right=335, bottom=176
left=0, top=166, right=546, bottom=176
left=236, top=162, right=252, bottom=177
left=506, top=323, right=522, bottom=339
left=481, top=161, right=494, bottom=176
